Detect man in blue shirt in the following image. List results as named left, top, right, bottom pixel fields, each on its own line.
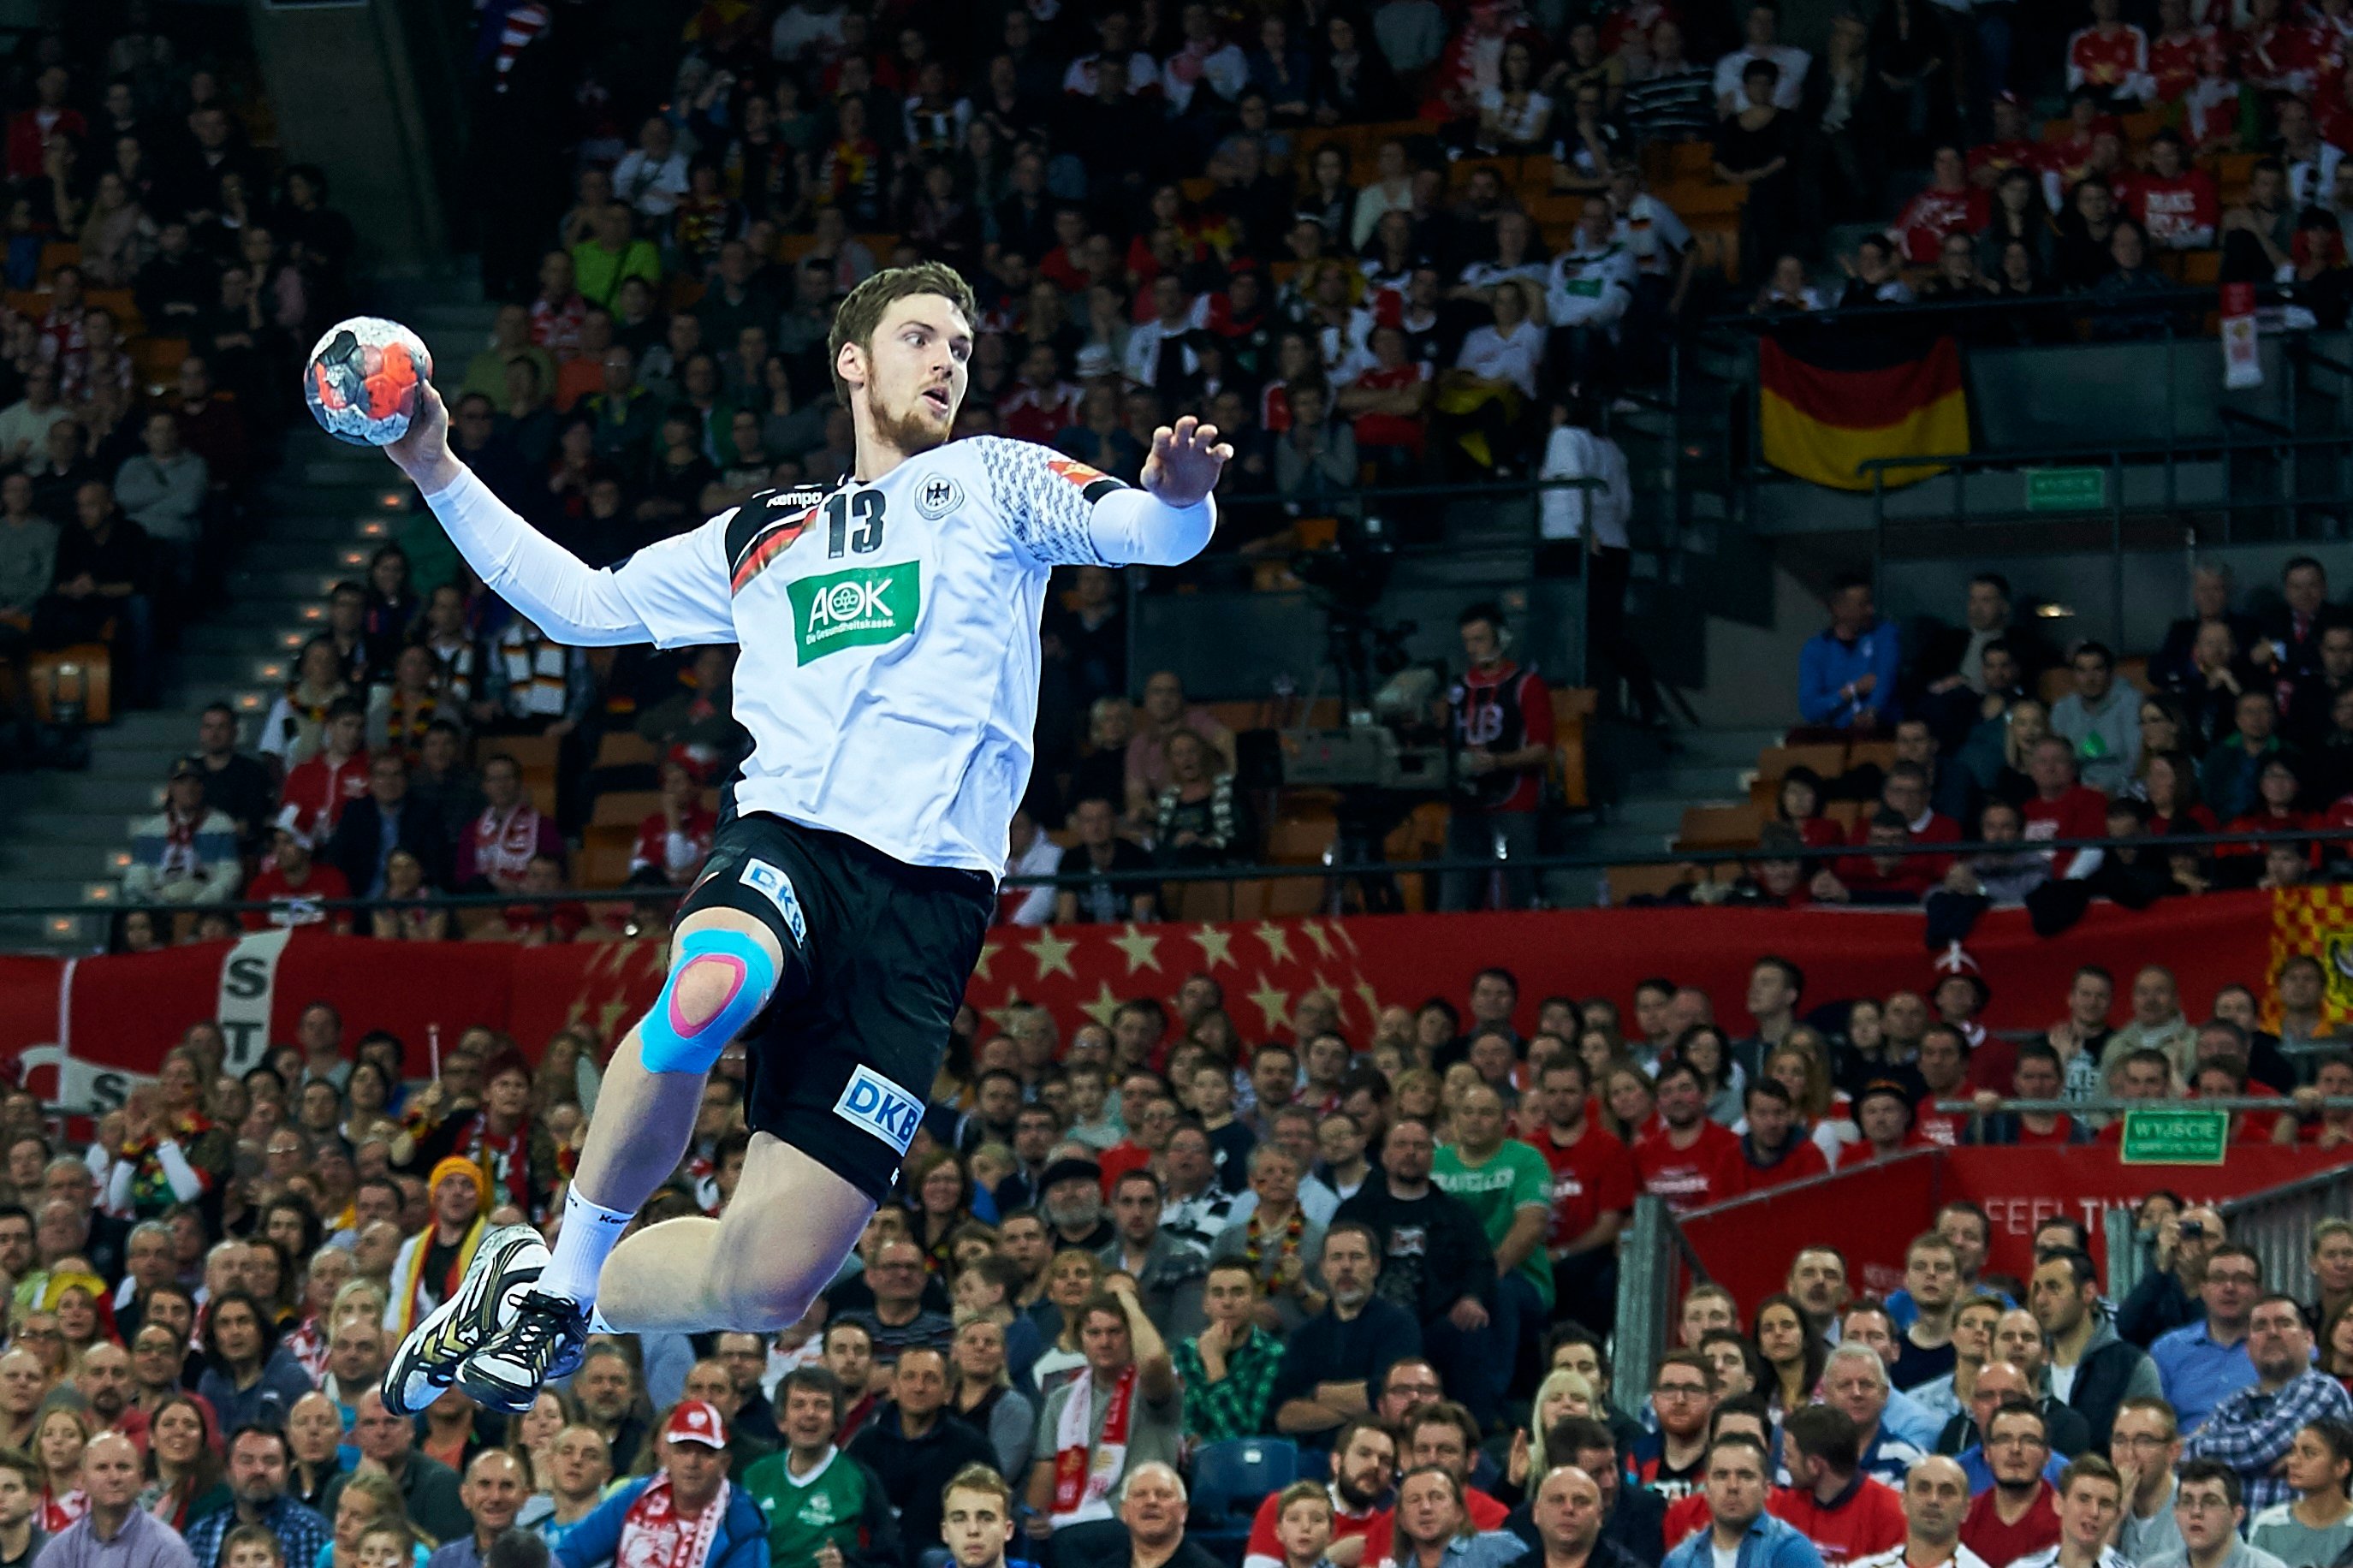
left=1797, top=574, right=1901, bottom=732
left=183, top=1428, right=333, bottom=1568
left=2151, top=1246, right=2262, bottom=1435
left=1662, top=1437, right=1825, bottom=1568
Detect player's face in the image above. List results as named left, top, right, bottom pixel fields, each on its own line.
left=848, top=294, right=972, bottom=455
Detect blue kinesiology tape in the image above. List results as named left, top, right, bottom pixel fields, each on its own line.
left=639, top=929, right=779, bottom=1073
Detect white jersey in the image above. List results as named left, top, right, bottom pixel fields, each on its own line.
left=423, top=435, right=1214, bottom=876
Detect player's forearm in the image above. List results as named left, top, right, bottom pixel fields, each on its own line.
left=1087, top=486, right=1217, bottom=567
left=421, top=466, right=650, bottom=646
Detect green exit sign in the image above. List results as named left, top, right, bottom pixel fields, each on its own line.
left=2120, top=1106, right=2231, bottom=1165
left=2025, top=466, right=2108, bottom=512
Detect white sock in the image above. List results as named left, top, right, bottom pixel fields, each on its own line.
left=540, top=1189, right=633, bottom=1308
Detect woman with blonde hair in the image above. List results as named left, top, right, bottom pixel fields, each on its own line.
left=1760, top=1032, right=1857, bottom=1161
left=326, top=1469, right=411, bottom=1568
left=1392, top=1066, right=1444, bottom=1127
left=32, top=1405, right=89, bottom=1531
left=1516, top=1368, right=1599, bottom=1487
left=1027, top=1249, right=1106, bottom=1396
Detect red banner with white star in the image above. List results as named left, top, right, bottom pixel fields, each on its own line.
left=0, top=891, right=2277, bottom=1109
left=967, top=892, right=2276, bottom=1041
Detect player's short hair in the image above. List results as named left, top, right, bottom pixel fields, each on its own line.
left=829, top=263, right=979, bottom=408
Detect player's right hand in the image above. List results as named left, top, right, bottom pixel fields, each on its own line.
left=386, top=381, right=462, bottom=496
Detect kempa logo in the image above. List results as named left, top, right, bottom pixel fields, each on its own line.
left=787, top=565, right=920, bottom=662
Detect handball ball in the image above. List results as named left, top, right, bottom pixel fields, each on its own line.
left=304, top=317, right=432, bottom=447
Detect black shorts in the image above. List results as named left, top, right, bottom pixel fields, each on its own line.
left=677, top=811, right=993, bottom=1203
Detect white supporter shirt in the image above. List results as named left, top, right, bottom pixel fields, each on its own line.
left=423, top=436, right=1215, bottom=876
left=1539, top=425, right=1631, bottom=547
left=1849, top=1547, right=1992, bottom=1568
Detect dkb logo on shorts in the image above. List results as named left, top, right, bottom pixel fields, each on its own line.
left=787, top=565, right=921, bottom=663
left=834, top=1064, right=923, bottom=1154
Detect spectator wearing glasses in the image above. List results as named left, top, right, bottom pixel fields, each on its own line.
left=2153, top=1246, right=2264, bottom=1434
left=2182, top=1294, right=2353, bottom=1510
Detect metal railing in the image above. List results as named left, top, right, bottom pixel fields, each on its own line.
left=2219, top=1165, right=2353, bottom=1301
left=1613, top=1192, right=1713, bottom=1422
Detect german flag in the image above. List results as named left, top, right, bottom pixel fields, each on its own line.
left=1757, top=330, right=1970, bottom=491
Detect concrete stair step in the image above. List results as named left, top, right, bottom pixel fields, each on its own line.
left=1625, top=762, right=1751, bottom=798
left=0, top=840, right=121, bottom=880
left=175, top=651, right=289, bottom=688
left=9, top=811, right=137, bottom=846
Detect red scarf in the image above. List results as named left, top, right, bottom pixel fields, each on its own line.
left=616, top=1473, right=730, bottom=1568
left=1051, top=1364, right=1135, bottom=1526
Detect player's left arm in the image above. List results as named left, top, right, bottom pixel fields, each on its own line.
left=986, top=419, right=1229, bottom=568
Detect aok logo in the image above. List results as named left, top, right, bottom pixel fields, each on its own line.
left=787, top=565, right=921, bottom=662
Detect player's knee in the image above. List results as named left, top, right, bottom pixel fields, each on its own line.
left=640, top=930, right=778, bottom=1074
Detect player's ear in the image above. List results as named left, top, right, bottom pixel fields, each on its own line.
left=835, top=338, right=866, bottom=395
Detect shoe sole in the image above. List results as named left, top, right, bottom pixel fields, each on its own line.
left=380, top=1227, right=545, bottom=1417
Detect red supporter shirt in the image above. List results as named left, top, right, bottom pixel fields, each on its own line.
left=2068, top=24, right=2149, bottom=91
left=1526, top=1119, right=1638, bottom=1252
left=1968, top=139, right=2043, bottom=183
left=630, top=804, right=716, bottom=883
left=1768, top=1477, right=1908, bottom=1567
left=1243, top=1488, right=1377, bottom=1568
left=2011, top=1114, right=2083, bottom=1145
left=1360, top=1490, right=1508, bottom=1567
left=2130, top=169, right=2219, bottom=245
left=1835, top=1137, right=1917, bottom=1169
left=241, top=860, right=353, bottom=930
left=1663, top=1494, right=1710, bottom=1553
left=998, top=380, right=1084, bottom=445
left=2021, top=786, right=2110, bottom=876
left=1960, top=1483, right=2060, bottom=1567
left=1453, top=662, right=1554, bottom=814
left=1350, top=362, right=1429, bottom=454
left=280, top=750, right=371, bottom=838
left=1632, top=1121, right=1738, bottom=1213
left=1097, top=1140, right=1152, bottom=1195
left=1717, top=1134, right=1828, bottom=1197
left=2242, top=22, right=2326, bottom=88
left=1891, top=186, right=1991, bottom=264
left=2148, top=27, right=2215, bottom=100
left=1915, top=1100, right=1970, bottom=1149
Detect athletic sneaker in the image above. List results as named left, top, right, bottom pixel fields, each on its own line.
left=456, top=1289, right=590, bottom=1413
left=382, top=1223, right=550, bottom=1416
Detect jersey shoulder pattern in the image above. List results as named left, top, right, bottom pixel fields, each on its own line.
left=968, top=434, right=1131, bottom=568
left=725, top=483, right=835, bottom=595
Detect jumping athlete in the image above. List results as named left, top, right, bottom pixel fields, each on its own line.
left=377, top=262, right=1227, bottom=1414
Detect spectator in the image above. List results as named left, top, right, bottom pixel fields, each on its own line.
left=2154, top=1245, right=2264, bottom=1434
left=740, top=1367, right=897, bottom=1568
left=2142, top=1460, right=2290, bottom=1568
left=33, top=481, right=155, bottom=704
left=242, top=811, right=352, bottom=932
left=2201, top=691, right=2291, bottom=822
left=124, top=759, right=241, bottom=906
left=2182, top=1293, right=2353, bottom=1507
left=455, top=755, right=562, bottom=896
left=1271, top=1226, right=1421, bottom=1446
left=1663, top=1438, right=1820, bottom=1568
left=1335, top=1121, right=1500, bottom=1426
left=2110, top=1399, right=2187, bottom=1563
left=183, top=1429, right=329, bottom=1568
left=1025, top=1283, right=1180, bottom=1564
left=1443, top=603, right=1553, bottom=911
left=279, top=700, right=370, bottom=842
left=2050, top=643, right=2140, bottom=796
left=1387, top=1465, right=1526, bottom=1568
left=552, top=1402, right=766, bottom=1568
left=2029, top=1250, right=2161, bottom=1450
left=1772, top=1404, right=1906, bottom=1564
left=33, top=1433, right=191, bottom=1568
left=1799, top=576, right=1900, bottom=733
left=325, top=752, right=450, bottom=899
left=1821, top=1345, right=1926, bottom=1485
left=1055, top=797, right=1158, bottom=924
left=847, top=1349, right=995, bottom=1568
left=1174, top=1262, right=1286, bottom=1443
left=1713, top=2, right=1809, bottom=110
left=112, top=413, right=206, bottom=572
left=1960, top=1401, right=2062, bottom=1565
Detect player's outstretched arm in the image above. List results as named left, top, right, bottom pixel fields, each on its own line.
left=383, top=383, right=655, bottom=647
left=1087, top=415, right=1231, bottom=567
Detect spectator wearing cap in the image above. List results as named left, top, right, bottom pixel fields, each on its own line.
left=554, top=1401, right=767, bottom=1568
left=241, top=810, right=353, bottom=933
left=382, top=1159, right=487, bottom=1341
left=124, top=759, right=241, bottom=906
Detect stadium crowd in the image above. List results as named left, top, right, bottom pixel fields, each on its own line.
left=0, top=947, right=2350, bottom=1568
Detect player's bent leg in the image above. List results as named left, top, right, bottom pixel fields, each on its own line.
left=593, top=1132, right=875, bottom=1333
left=431, top=907, right=787, bottom=1414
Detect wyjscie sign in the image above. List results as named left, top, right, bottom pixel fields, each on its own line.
left=2119, top=1106, right=2231, bottom=1166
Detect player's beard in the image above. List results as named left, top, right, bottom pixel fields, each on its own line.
left=871, top=384, right=954, bottom=455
